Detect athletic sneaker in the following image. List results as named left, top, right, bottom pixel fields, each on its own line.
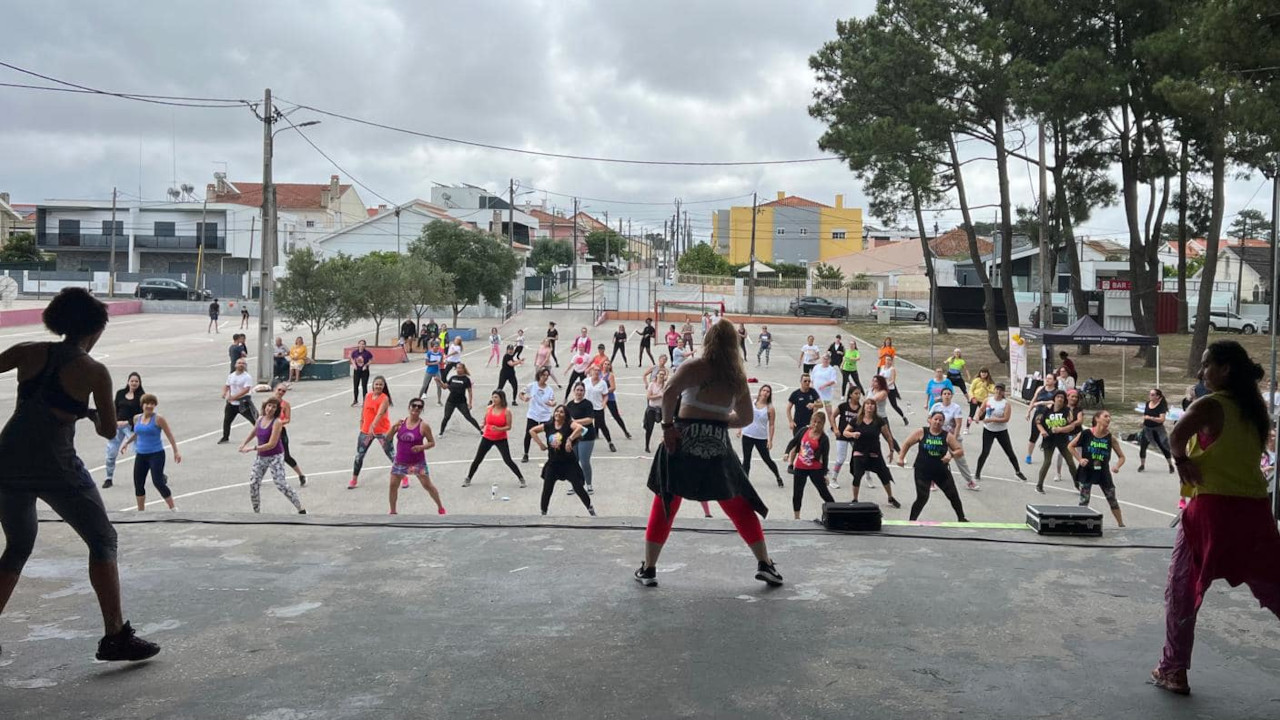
left=966, top=480, right=980, bottom=491
left=217, top=438, right=230, bottom=445
left=1053, top=475, right=1062, bottom=483
left=828, top=480, right=840, bottom=490
left=347, top=478, right=358, bottom=489
left=298, top=509, right=307, bottom=515
left=586, top=484, right=594, bottom=494
left=902, top=417, right=909, bottom=427
left=519, top=479, right=527, bottom=489
left=438, top=507, right=446, bottom=515
left=755, top=560, right=784, bottom=586
left=887, top=496, right=902, bottom=509
left=298, top=475, right=307, bottom=487
left=95, top=622, right=160, bottom=662
left=588, top=507, right=597, bottom=516
left=566, top=487, right=575, bottom=495
left=865, top=478, right=876, bottom=489
left=461, top=479, right=471, bottom=488
left=1016, top=471, right=1028, bottom=482
left=634, top=563, right=658, bottom=587
left=608, top=443, right=617, bottom=452
left=1035, top=486, right=1046, bottom=494
left=521, top=455, right=529, bottom=463
left=101, top=479, right=113, bottom=489
left=400, top=478, right=410, bottom=489
left=1025, top=455, right=1033, bottom=464
left=776, top=477, right=785, bottom=488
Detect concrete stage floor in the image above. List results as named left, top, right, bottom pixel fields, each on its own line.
left=3, top=517, right=1279, bottom=719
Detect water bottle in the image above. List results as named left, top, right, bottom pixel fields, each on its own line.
left=490, top=484, right=498, bottom=501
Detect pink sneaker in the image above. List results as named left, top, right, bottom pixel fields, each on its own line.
left=401, top=478, right=410, bottom=489
left=348, top=478, right=358, bottom=489
left=438, top=507, right=447, bottom=515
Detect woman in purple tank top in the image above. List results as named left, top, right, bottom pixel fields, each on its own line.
left=388, top=397, right=445, bottom=515
left=239, top=397, right=305, bottom=514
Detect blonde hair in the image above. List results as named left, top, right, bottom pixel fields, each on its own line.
left=701, top=318, right=747, bottom=390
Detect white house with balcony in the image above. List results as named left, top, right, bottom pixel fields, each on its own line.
left=430, top=184, right=539, bottom=245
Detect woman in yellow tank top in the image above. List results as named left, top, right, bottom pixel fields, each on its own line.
left=1153, top=341, right=1280, bottom=696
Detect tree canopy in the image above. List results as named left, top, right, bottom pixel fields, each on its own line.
left=409, top=221, right=521, bottom=327
left=275, top=247, right=357, bottom=357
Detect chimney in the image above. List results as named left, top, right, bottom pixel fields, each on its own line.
left=0, top=192, right=9, bottom=206
left=329, top=175, right=340, bottom=209
left=835, top=194, right=844, bottom=209
left=776, top=191, right=785, bottom=201
left=206, top=183, right=216, bottom=198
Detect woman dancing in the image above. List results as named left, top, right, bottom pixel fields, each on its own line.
left=1034, top=390, right=1077, bottom=494
left=610, top=324, right=629, bottom=367
left=973, top=383, right=1027, bottom=482
left=486, top=327, right=501, bottom=368
left=564, top=346, right=590, bottom=402
left=350, top=375, right=395, bottom=489
left=566, top=382, right=599, bottom=493
left=0, top=288, right=160, bottom=662
left=1068, top=410, right=1125, bottom=527
left=634, top=318, right=657, bottom=367
left=878, top=356, right=909, bottom=424
left=643, top=367, right=668, bottom=454
left=739, top=384, right=783, bottom=487
left=1138, top=387, right=1176, bottom=474
left=868, top=375, right=902, bottom=454
left=787, top=410, right=835, bottom=520
left=897, top=411, right=968, bottom=523
left=1152, top=341, right=1280, bottom=695
left=442, top=336, right=464, bottom=382
left=530, top=405, right=596, bottom=516
left=118, top=393, right=182, bottom=511
left=497, top=344, right=523, bottom=404
left=440, top=363, right=482, bottom=436
left=419, top=339, right=445, bottom=404
left=846, top=398, right=901, bottom=507
left=102, top=371, right=144, bottom=489
left=239, top=396, right=306, bottom=514
left=273, top=383, right=307, bottom=487
left=636, top=319, right=782, bottom=588
left=601, top=360, right=631, bottom=441
left=519, top=367, right=557, bottom=463
left=532, top=338, right=561, bottom=388
left=387, top=397, right=445, bottom=515
left=584, top=365, right=616, bottom=453
left=461, top=391, right=526, bottom=489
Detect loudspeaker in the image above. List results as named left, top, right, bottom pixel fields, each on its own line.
left=821, top=501, right=882, bottom=532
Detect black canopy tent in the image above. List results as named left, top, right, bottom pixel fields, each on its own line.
left=1021, top=315, right=1160, bottom=401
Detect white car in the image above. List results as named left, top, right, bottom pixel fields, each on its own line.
left=1190, top=310, right=1259, bottom=335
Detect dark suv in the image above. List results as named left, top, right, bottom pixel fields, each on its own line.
left=788, top=296, right=847, bottom=318
left=133, top=278, right=212, bottom=301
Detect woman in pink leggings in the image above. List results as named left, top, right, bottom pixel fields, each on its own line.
left=635, top=318, right=782, bottom=588
left=1154, top=340, right=1280, bottom=696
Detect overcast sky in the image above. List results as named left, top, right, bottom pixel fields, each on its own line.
left=1, top=0, right=1271, bottom=242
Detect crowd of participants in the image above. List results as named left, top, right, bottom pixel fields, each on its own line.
left=1, top=289, right=1279, bottom=698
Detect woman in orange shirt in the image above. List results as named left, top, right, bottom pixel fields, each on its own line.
left=877, top=337, right=896, bottom=369
left=461, top=390, right=526, bottom=489
left=349, top=375, right=395, bottom=489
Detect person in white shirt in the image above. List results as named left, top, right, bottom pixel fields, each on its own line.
left=798, top=335, right=821, bottom=374
left=519, top=368, right=557, bottom=463
left=584, top=365, right=617, bottom=453
left=930, top=387, right=978, bottom=491
left=809, top=352, right=841, bottom=432
left=219, top=358, right=258, bottom=444
left=972, top=383, right=1027, bottom=481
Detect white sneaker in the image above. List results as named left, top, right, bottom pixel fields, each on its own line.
left=865, top=479, right=876, bottom=489
left=828, top=480, right=840, bottom=490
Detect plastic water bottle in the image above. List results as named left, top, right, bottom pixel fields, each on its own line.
left=490, top=484, right=498, bottom=501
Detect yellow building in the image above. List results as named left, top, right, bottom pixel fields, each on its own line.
left=711, top=192, right=863, bottom=265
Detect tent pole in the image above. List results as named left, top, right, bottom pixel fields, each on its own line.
left=1156, top=346, right=1160, bottom=389
left=1122, top=348, right=1126, bottom=407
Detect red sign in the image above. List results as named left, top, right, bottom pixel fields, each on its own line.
left=1098, top=279, right=1132, bottom=291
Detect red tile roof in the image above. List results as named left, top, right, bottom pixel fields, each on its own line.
left=367, top=207, right=381, bottom=218
left=210, top=181, right=352, bottom=210
left=760, top=195, right=827, bottom=208
left=929, top=227, right=992, bottom=259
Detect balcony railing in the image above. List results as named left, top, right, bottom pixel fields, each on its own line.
left=40, top=234, right=225, bottom=251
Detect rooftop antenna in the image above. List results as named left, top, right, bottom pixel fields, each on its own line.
left=166, top=187, right=181, bottom=202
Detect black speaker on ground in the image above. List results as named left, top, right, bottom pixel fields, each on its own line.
left=821, top=502, right=882, bottom=532
left=1026, top=504, right=1103, bottom=536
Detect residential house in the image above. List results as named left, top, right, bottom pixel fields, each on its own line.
left=429, top=184, right=539, bottom=246
left=207, top=173, right=366, bottom=250
left=0, top=193, right=20, bottom=243
left=1211, top=245, right=1273, bottom=306
left=710, top=191, right=863, bottom=265
left=33, top=198, right=298, bottom=275
left=312, top=200, right=470, bottom=258
left=822, top=229, right=979, bottom=292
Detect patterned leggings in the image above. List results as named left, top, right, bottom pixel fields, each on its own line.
left=249, top=455, right=303, bottom=513
left=352, top=432, right=395, bottom=477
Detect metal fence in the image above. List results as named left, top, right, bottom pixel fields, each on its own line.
left=674, top=272, right=869, bottom=293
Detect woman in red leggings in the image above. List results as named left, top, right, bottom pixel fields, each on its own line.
left=636, top=318, right=781, bottom=588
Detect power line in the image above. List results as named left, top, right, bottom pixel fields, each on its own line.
left=0, top=62, right=250, bottom=109
left=279, top=114, right=395, bottom=206
left=524, top=186, right=755, bottom=207
left=276, top=96, right=840, bottom=167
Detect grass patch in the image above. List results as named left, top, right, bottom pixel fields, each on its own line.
left=840, top=319, right=1280, bottom=437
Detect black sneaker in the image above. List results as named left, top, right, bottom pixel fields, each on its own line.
left=624, top=432, right=632, bottom=440
left=101, top=479, right=113, bottom=489
left=1016, top=472, right=1028, bottom=482
left=217, top=438, right=230, bottom=445
left=298, top=475, right=307, bottom=487
left=95, top=622, right=160, bottom=662
left=887, top=497, right=901, bottom=509
left=755, top=561, right=784, bottom=586
left=634, top=563, right=657, bottom=587
left=519, top=479, right=527, bottom=489
left=608, top=443, right=617, bottom=452
left=776, top=477, right=785, bottom=488
left=298, top=509, right=307, bottom=515
left=521, top=455, right=529, bottom=463
left=1035, top=486, right=1046, bottom=494
left=588, top=507, right=597, bottom=516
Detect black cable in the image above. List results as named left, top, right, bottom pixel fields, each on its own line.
left=279, top=115, right=395, bottom=206
left=0, top=65, right=250, bottom=108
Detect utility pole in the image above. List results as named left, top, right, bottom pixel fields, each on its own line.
left=508, top=178, right=515, bottom=248
left=257, top=88, right=277, bottom=385
left=108, top=187, right=118, bottom=297
left=1038, top=122, right=1052, bottom=333
left=748, top=192, right=759, bottom=315
left=195, top=196, right=208, bottom=295
left=571, top=196, right=579, bottom=295
left=673, top=198, right=682, bottom=268
left=1264, top=156, right=1280, bottom=519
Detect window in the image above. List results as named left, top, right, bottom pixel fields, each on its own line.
left=58, top=219, right=80, bottom=246
left=799, top=228, right=808, bottom=236
left=101, top=220, right=124, bottom=236
left=776, top=228, right=786, bottom=235
left=195, top=222, right=218, bottom=246
left=306, top=220, right=316, bottom=228
left=832, top=230, right=847, bottom=240
left=154, top=221, right=175, bottom=237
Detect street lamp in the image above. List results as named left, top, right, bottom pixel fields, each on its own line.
left=1262, top=156, right=1280, bottom=518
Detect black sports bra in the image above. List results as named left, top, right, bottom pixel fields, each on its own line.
left=17, top=342, right=90, bottom=419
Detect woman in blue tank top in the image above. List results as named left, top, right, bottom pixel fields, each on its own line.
left=119, top=393, right=182, bottom=511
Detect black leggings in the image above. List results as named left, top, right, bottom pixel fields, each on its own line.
left=850, top=455, right=893, bottom=488
left=886, top=388, right=907, bottom=419
left=593, top=408, right=613, bottom=444
left=639, top=341, right=655, bottom=366
left=841, top=369, right=863, bottom=395
left=352, top=366, right=370, bottom=404
left=280, top=428, right=299, bottom=470
left=667, top=345, right=677, bottom=361
left=133, top=451, right=171, bottom=499
left=741, top=436, right=780, bottom=479
left=968, top=400, right=981, bottom=420
left=975, top=429, right=1021, bottom=476
left=605, top=399, right=629, bottom=435
left=949, top=374, right=967, bottom=395
left=540, top=460, right=591, bottom=513
left=643, top=406, right=661, bottom=449
left=222, top=401, right=257, bottom=442
left=548, top=341, right=558, bottom=366
left=565, top=371, right=585, bottom=401
left=467, top=437, right=524, bottom=482
left=909, top=466, right=966, bottom=521
left=442, top=361, right=458, bottom=383
left=522, top=417, right=540, bottom=457
left=1138, top=425, right=1172, bottom=462
left=497, top=370, right=519, bottom=401
left=793, top=468, right=835, bottom=513
left=441, top=399, right=481, bottom=434
left=514, top=345, right=524, bottom=358
left=611, top=341, right=628, bottom=365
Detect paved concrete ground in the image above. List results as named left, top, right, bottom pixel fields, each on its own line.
left=3, top=520, right=1279, bottom=718
left=0, top=306, right=1185, bottom=526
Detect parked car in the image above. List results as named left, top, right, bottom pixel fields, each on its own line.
left=789, top=296, right=847, bottom=318
left=1029, top=305, right=1071, bottom=326
left=868, top=298, right=928, bottom=322
left=133, top=278, right=212, bottom=301
left=1189, top=310, right=1259, bottom=334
